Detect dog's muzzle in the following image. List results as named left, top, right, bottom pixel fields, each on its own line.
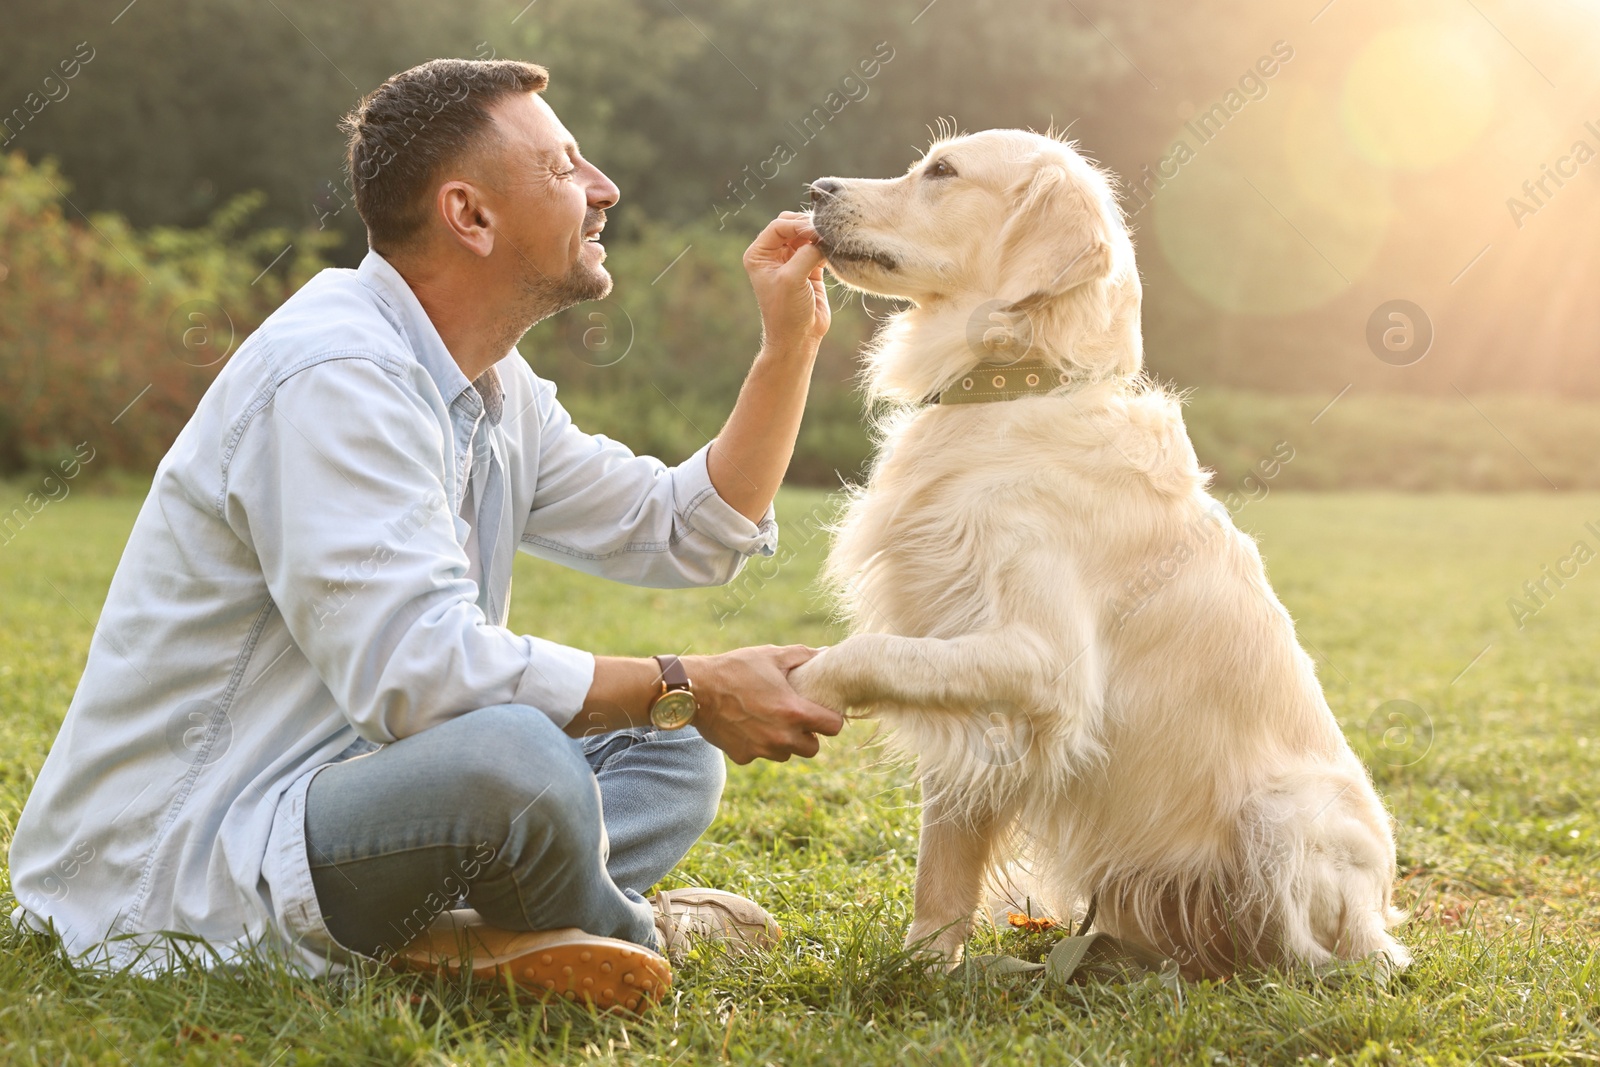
left=808, top=178, right=843, bottom=204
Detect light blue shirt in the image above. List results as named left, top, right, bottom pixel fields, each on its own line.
left=8, top=250, right=776, bottom=973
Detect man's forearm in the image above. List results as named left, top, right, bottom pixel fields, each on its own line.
left=569, top=646, right=845, bottom=764
left=567, top=655, right=661, bottom=737
left=711, top=211, right=828, bottom=521
left=567, top=653, right=745, bottom=737
left=708, top=342, right=819, bottom=523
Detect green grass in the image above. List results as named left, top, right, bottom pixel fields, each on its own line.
left=1, top=484, right=1599, bottom=1064
left=1185, top=391, right=1600, bottom=493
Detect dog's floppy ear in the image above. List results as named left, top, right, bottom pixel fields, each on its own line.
left=995, top=162, right=1114, bottom=316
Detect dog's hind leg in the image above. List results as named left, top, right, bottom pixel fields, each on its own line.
left=1245, top=769, right=1411, bottom=973
left=905, top=777, right=1015, bottom=967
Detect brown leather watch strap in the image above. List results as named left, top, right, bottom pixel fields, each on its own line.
left=654, top=654, right=690, bottom=691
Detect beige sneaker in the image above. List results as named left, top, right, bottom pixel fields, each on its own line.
left=651, top=887, right=782, bottom=961
left=395, top=909, right=672, bottom=1013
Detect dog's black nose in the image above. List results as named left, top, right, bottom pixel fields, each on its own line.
left=809, top=178, right=842, bottom=203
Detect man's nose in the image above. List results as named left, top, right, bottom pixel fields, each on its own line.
left=587, top=164, right=620, bottom=211
left=808, top=178, right=843, bottom=204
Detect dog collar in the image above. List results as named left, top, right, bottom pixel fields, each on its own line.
left=930, top=362, right=1070, bottom=405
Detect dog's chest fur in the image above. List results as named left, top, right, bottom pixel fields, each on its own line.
left=827, top=415, right=1012, bottom=640
left=820, top=387, right=1289, bottom=800
left=825, top=388, right=1207, bottom=643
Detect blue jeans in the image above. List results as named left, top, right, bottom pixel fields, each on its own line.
left=303, top=704, right=726, bottom=959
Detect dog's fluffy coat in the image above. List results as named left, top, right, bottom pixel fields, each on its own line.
left=790, top=129, right=1408, bottom=977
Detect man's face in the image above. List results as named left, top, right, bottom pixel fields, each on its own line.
left=478, top=92, right=620, bottom=321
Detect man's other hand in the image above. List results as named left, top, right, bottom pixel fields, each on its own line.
left=743, top=212, right=830, bottom=356
left=684, top=644, right=843, bottom=764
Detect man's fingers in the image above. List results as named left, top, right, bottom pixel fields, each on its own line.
left=782, top=241, right=827, bottom=280
left=775, top=644, right=820, bottom=669
left=753, top=214, right=819, bottom=252
left=791, top=698, right=845, bottom=737
left=768, top=214, right=818, bottom=239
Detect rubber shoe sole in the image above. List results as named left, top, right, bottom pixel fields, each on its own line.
left=396, top=910, right=672, bottom=1013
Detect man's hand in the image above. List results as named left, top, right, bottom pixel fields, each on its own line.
left=683, top=644, right=844, bottom=764
left=743, top=211, right=830, bottom=356
left=705, top=214, right=831, bottom=522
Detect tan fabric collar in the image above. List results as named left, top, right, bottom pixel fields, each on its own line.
left=930, top=361, right=1069, bottom=405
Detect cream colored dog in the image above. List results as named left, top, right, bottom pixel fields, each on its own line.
left=789, top=129, right=1409, bottom=978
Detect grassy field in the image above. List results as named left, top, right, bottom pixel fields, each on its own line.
left=1, top=485, right=1598, bottom=1064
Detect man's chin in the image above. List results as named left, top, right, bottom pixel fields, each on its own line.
left=527, top=263, right=613, bottom=325
left=561, top=255, right=613, bottom=303
left=578, top=262, right=613, bottom=302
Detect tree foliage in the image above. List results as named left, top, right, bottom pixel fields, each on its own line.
left=1, top=0, right=1596, bottom=481
left=0, top=153, right=333, bottom=472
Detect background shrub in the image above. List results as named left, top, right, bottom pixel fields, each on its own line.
left=0, top=154, right=333, bottom=473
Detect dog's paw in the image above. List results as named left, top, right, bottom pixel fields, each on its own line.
left=904, top=926, right=967, bottom=973
left=788, top=653, right=851, bottom=714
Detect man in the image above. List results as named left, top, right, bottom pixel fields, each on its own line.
left=9, top=58, right=842, bottom=1011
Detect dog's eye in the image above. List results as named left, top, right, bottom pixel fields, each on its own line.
left=925, top=159, right=956, bottom=179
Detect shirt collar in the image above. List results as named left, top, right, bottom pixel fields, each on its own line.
left=357, top=249, right=506, bottom=425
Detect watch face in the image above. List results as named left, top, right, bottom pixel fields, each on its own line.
left=651, top=690, right=697, bottom=730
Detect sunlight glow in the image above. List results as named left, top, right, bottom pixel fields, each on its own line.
left=1153, top=86, right=1391, bottom=317
left=1341, top=24, right=1495, bottom=170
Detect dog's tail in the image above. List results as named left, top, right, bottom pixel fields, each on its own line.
left=1056, top=764, right=1410, bottom=977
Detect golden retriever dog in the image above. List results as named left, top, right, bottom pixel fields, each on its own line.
left=789, top=129, right=1409, bottom=979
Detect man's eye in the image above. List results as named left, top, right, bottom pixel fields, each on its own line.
left=926, top=160, right=955, bottom=179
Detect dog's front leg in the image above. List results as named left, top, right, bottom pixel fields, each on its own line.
left=791, top=625, right=1097, bottom=720
left=905, top=778, right=1010, bottom=967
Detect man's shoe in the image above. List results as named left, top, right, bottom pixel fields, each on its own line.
left=651, top=887, right=782, bottom=962
left=395, top=909, right=672, bottom=1013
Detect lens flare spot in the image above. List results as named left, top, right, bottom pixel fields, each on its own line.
left=1341, top=24, right=1494, bottom=170
left=1153, top=88, right=1391, bottom=316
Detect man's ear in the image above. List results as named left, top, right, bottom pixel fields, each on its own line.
left=995, top=163, right=1113, bottom=315
left=437, top=180, right=496, bottom=258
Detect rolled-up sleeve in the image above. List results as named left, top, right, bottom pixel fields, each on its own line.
left=518, top=379, right=777, bottom=587
left=224, top=357, right=595, bottom=738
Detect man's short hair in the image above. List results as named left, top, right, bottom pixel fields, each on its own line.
left=340, top=58, right=549, bottom=251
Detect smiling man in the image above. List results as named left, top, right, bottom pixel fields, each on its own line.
left=9, top=59, right=839, bottom=1010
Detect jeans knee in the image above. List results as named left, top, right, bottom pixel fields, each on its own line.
left=680, top=729, right=726, bottom=835
left=448, top=705, right=601, bottom=854
left=516, top=770, right=605, bottom=868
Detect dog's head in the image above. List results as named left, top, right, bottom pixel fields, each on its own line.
left=809, top=129, right=1141, bottom=392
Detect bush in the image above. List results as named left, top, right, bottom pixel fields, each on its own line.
left=1187, top=389, right=1600, bottom=493
left=0, top=152, right=334, bottom=473
left=4, top=151, right=1593, bottom=493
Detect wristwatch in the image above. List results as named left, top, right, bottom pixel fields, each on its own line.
left=648, top=654, right=698, bottom=730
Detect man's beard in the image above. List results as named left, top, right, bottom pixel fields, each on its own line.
left=499, top=209, right=613, bottom=353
